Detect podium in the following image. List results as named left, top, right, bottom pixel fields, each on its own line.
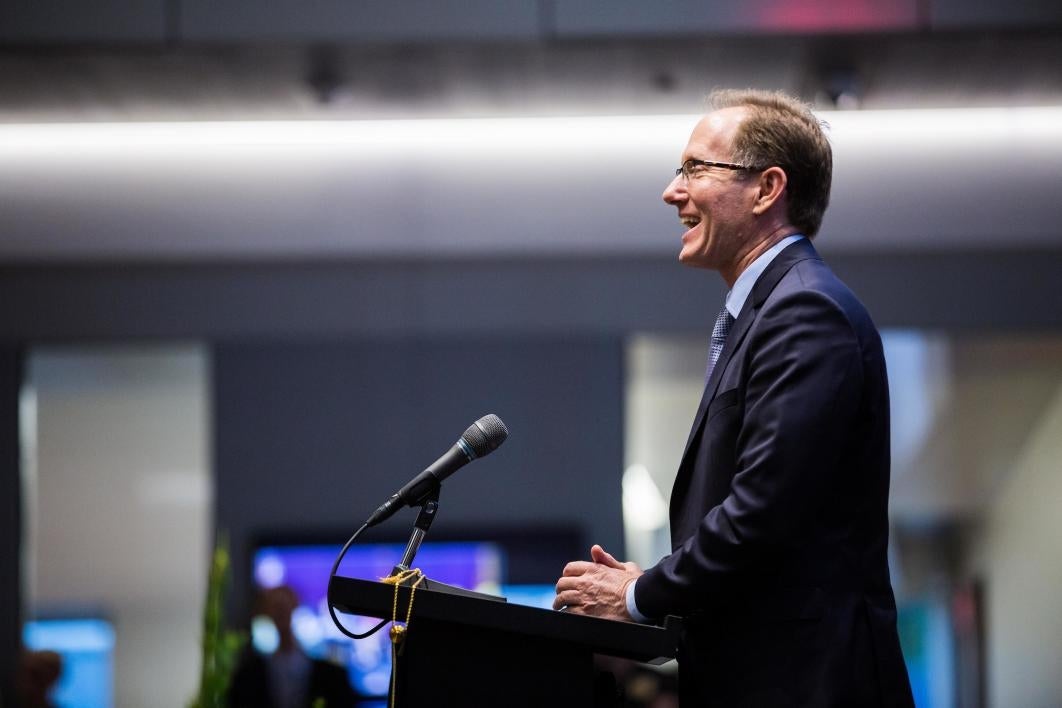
left=329, top=576, right=680, bottom=707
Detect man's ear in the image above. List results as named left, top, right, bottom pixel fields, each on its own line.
left=752, top=166, right=787, bottom=216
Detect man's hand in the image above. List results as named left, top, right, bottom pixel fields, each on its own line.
left=553, top=544, right=643, bottom=621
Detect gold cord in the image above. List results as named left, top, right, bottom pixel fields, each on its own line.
left=380, top=568, right=426, bottom=708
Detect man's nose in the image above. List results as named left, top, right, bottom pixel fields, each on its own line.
left=662, top=174, right=686, bottom=205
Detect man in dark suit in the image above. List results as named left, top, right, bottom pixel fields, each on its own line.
left=229, top=585, right=359, bottom=708
left=554, top=89, right=913, bottom=706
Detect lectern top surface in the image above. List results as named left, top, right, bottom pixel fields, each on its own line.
left=329, top=575, right=680, bottom=665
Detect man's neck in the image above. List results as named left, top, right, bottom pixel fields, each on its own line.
left=721, top=224, right=799, bottom=288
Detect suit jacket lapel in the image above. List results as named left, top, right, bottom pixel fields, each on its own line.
left=677, top=239, right=821, bottom=469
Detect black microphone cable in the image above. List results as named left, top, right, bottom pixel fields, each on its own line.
left=326, top=522, right=390, bottom=639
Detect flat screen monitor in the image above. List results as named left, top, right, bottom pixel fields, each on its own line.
left=253, top=540, right=558, bottom=697
left=23, top=618, right=115, bottom=708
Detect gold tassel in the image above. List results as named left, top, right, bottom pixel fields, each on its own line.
left=380, top=568, right=426, bottom=708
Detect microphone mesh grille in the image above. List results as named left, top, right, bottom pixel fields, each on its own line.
left=462, top=414, right=509, bottom=457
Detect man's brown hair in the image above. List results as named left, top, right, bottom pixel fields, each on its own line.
left=710, top=89, right=832, bottom=237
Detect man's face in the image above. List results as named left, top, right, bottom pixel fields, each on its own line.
left=662, top=107, right=760, bottom=274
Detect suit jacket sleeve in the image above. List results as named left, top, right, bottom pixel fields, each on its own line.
left=636, top=287, right=867, bottom=618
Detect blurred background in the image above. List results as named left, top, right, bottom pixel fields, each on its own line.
left=2, top=1, right=1061, bottom=707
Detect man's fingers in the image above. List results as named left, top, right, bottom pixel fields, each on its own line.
left=552, top=590, right=580, bottom=611
left=590, top=544, right=624, bottom=569
left=554, top=576, right=585, bottom=611
left=562, top=560, right=595, bottom=576
left=555, top=576, right=579, bottom=594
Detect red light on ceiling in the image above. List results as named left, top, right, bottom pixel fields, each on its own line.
left=753, top=0, right=918, bottom=32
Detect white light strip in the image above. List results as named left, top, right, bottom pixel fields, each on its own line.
left=1, top=106, right=1061, bottom=156
left=0, top=115, right=691, bottom=158
left=822, top=105, right=1062, bottom=145
left=3, top=105, right=1060, bottom=259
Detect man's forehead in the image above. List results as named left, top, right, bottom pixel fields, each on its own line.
left=685, top=107, right=746, bottom=155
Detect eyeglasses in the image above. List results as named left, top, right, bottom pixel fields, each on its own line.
left=674, top=158, right=763, bottom=181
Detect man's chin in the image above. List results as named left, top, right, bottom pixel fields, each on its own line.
left=678, top=251, right=713, bottom=270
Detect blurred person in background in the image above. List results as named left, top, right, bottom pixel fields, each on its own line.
left=229, top=585, right=357, bottom=708
left=15, top=649, right=61, bottom=708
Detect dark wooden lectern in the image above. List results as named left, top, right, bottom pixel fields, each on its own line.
left=329, top=575, right=680, bottom=707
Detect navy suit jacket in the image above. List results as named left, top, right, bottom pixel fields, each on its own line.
left=635, top=239, right=914, bottom=706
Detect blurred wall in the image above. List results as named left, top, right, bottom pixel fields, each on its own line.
left=624, top=335, right=705, bottom=567
left=214, top=337, right=625, bottom=619
left=964, top=381, right=1062, bottom=707
left=25, top=346, right=211, bottom=708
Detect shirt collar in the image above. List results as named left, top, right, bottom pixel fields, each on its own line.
left=725, top=234, right=805, bottom=318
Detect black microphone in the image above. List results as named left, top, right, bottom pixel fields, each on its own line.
left=364, top=414, right=509, bottom=527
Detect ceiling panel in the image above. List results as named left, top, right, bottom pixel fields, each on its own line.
left=179, top=0, right=541, bottom=42
left=0, top=0, right=168, bottom=43
left=930, top=0, right=1062, bottom=29
left=553, top=0, right=920, bottom=37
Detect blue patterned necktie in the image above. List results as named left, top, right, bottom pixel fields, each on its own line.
left=705, top=305, right=735, bottom=383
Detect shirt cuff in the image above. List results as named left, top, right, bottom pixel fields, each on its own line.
left=625, top=577, right=650, bottom=623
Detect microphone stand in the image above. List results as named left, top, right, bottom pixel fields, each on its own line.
left=391, top=488, right=440, bottom=576
left=387, top=486, right=505, bottom=602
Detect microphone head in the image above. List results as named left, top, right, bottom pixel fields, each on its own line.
left=461, top=414, right=509, bottom=458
